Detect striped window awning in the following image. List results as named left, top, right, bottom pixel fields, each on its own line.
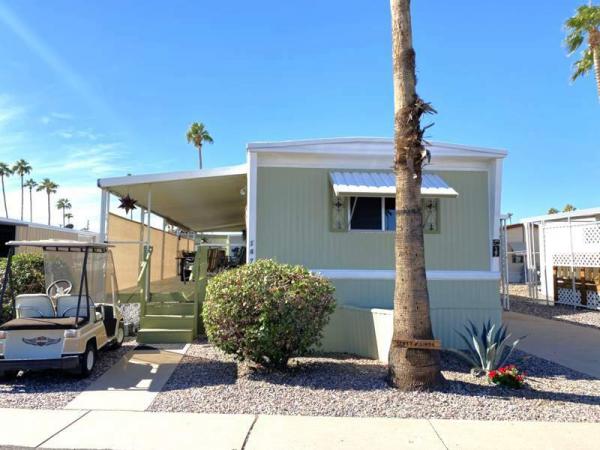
left=329, top=171, right=459, bottom=198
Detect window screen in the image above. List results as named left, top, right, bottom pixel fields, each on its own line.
left=384, top=198, right=395, bottom=231
left=350, top=197, right=382, bottom=230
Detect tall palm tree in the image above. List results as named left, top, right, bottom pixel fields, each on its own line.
left=24, top=178, right=37, bottom=222
left=388, top=0, right=442, bottom=390
left=0, top=163, right=12, bottom=218
left=36, top=179, right=58, bottom=226
left=565, top=4, right=600, bottom=100
left=64, top=212, right=74, bottom=226
left=563, top=203, right=577, bottom=212
left=12, top=159, right=32, bottom=221
left=56, top=198, right=72, bottom=227
left=186, top=122, right=213, bottom=169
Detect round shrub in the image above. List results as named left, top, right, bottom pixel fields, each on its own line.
left=203, top=259, right=336, bottom=369
left=0, top=253, right=45, bottom=321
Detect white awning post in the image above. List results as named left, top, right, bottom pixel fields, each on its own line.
left=145, top=187, right=152, bottom=302
left=99, top=189, right=110, bottom=243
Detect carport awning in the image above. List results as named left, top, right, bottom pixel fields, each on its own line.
left=329, top=171, right=458, bottom=198
left=98, top=165, right=247, bottom=232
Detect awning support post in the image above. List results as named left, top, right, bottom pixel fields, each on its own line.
left=99, top=190, right=110, bottom=243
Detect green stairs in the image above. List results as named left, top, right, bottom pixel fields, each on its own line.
left=137, top=300, right=196, bottom=344
left=134, top=245, right=208, bottom=345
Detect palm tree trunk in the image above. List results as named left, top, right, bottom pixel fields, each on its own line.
left=62, top=207, right=65, bottom=227
left=388, top=0, right=442, bottom=390
left=198, top=144, right=203, bottom=169
left=20, top=176, right=24, bottom=221
left=29, top=188, right=33, bottom=222
left=1, top=177, right=7, bottom=218
left=592, top=44, right=600, bottom=102
left=47, top=193, right=51, bottom=226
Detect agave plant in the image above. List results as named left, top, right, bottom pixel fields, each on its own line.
left=453, top=320, right=524, bottom=374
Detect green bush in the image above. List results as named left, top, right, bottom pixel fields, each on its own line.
left=0, top=253, right=45, bottom=321
left=203, top=259, right=336, bottom=369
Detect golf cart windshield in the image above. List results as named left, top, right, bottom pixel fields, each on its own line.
left=43, top=248, right=119, bottom=305
left=0, top=241, right=119, bottom=324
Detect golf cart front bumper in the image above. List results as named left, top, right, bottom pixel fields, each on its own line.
left=0, top=355, right=79, bottom=372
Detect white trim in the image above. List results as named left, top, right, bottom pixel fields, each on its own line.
left=255, top=151, right=498, bottom=171
left=97, top=164, right=248, bottom=189
left=247, top=138, right=507, bottom=158
left=246, top=152, right=258, bottom=263
left=489, top=159, right=503, bottom=272
left=311, top=269, right=500, bottom=281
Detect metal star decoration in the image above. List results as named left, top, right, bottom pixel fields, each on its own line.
left=118, top=194, right=137, bottom=214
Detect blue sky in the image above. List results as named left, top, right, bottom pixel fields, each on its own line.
left=0, top=0, right=598, bottom=230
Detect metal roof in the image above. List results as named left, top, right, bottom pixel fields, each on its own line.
left=98, top=165, right=247, bottom=232
left=520, top=207, right=600, bottom=224
left=329, top=171, right=459, bottom=198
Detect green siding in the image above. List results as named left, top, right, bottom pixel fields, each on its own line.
left=256, top=167, right=490, bottom=270
left=321, top=279, right=501, bottom=356
left=332, top=279, right=499, bottom=310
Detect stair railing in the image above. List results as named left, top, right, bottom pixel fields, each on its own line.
left=191, top=246, right=209, bottom=338
left=137, top=245, right=153, bottom=318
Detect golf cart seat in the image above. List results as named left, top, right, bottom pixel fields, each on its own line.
left=15, top=294, right=55, bottom=318
left=56, top=295, right=96, bottom=321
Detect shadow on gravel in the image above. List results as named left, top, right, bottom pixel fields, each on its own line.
left=0, top=344, right=133, bottom=395
left=245, top=359, right=389, bottom=392
left=159, top=357, right=237, bottom=391
left=441, top=349, right=600, bottom=406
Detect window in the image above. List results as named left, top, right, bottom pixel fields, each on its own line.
left=350, top=197, right=382, bottom=230
left=512, top=255, right=524, bottom=264
left=349, top=197, right=440, bottom=233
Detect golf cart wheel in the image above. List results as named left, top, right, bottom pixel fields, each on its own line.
left=78, top=341, right=96, bottom=378
left=110, top=322, right=125, bottom=350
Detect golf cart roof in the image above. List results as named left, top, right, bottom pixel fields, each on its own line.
left=5, top=240, right=111, bottom=251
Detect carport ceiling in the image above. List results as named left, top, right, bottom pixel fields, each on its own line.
left=98, top=165, right=247, bottom=232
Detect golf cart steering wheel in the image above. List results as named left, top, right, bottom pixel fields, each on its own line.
left=46, top=280, right=73, bottom=299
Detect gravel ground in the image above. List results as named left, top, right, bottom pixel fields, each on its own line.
left=0, top=339, right=135, bottom=409
left=121, top=303, right=140, bottom=328
left=149, top=340, right=600, bottom=422
left=508, top=284, right=600, bottom=331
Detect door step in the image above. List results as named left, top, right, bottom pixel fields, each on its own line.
left=137, top=328, right=194, bottom=344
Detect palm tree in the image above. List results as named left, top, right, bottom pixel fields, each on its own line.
left=56, top=198, right=72, bottom=227
left=12, top=159, right=32, bottom=221
left=565, top=3, right=600, bottom=100
left=64, top=212, right=74, bottom=226
left=186, top=122, right=213, bottom=169
left=0, top=163, right=12, bottom=218
left=388, top=0, right=442, bottom=390
left=36, top=179, right=58, bottom=226
left=563, top=204, right=577, bottom=212
left=24, top=179, right=37, bottom=222
left=548, top=207, right=559, bottom=214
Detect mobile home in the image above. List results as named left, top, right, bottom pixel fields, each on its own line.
left=98, top=138, right=506, bottom=359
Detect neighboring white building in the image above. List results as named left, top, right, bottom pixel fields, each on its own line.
left=521, top=207, right=600, bottom=309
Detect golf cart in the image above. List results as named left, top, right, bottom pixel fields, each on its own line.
left=0, top=240, right=125, bottom=378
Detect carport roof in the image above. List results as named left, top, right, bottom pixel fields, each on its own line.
left=98, top=165, right=247, bottom=232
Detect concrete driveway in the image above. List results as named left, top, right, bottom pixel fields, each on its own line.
left=504, top=311, right=600, bottom=378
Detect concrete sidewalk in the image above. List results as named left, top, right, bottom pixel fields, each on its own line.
left=65, top=344, right=188, bottom=411
left=504, top=311, right=600, bottom=378
left=1, top=407, right=599, bottom=450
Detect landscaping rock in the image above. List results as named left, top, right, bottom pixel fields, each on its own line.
left=149, top=341, right=600, bottom=422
